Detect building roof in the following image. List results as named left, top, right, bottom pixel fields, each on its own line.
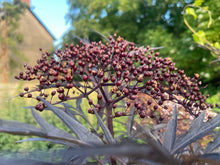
left=29, top=8, right=56, bottom=41
left=0, top=1, right=56, bottom=41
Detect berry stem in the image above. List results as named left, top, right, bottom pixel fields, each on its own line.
left=106, top=105, right=114, bottom=138
left=106, top=104, right=117, bottom=165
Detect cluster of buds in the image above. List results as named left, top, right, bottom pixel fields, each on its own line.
left=15, top=34, right=215, bottom=120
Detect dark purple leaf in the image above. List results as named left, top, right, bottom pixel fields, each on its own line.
left=39, top=97, right=103, bottom=144
left=172, top=112, right=220, bottom=154
left=93, top=109, right=115, bottom=144
left=163, top=105, right=177, bottom=152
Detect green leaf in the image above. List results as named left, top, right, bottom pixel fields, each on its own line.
left=186, top=8, right=197, bottom=20
left=203, top=6, right=209, bottom=10
left=193, top=30, right=206, bottom=45
left=214, top=42, right=220, bottom=49
left=197, top=30, right=206, bottom=37
left=193, top=34, right=201, bottom=44
left=194, top=0, right=204, bottom=6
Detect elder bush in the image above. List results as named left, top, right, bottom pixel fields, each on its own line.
left=14, top=35, right=214, bottom=134
left=0, top=34, right=220, bottom=165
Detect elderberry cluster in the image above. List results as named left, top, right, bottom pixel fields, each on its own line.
left=15, top=34, right=214, bottom=119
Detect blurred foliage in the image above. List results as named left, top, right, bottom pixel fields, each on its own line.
left=184, top=0, right=220, bottom=57
left=182, top=0, right=220, bottom=80
left=182, top=0, right=220, bottom=106
left=61, top=0, right=219, bottom=98
left=0, top=95, right=65, bottom=152
left=0, top=97, right=128, bottom=154
left=0, top=0, right=27, bottom=73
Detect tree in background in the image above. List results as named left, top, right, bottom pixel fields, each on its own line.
left=61, top=0, right=193, bottom=76
left=62, top=0, right=189, bottom=50
left=181, top=0, right=220, bottom=109
left=184, top=0, right=220, bottom=57
left=61, top=0, right=219, bottom=105
left=183, top=0, right=220, bottom=82
left=0, top=0, right=27, bottom=83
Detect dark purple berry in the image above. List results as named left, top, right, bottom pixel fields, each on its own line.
left=98, top=94, right=102, bottom=100
left=51, top=91, right=56, bottom=96
left=58, top=94, right=65, bottom=100
left=88, top=99, right=93, bottom=105
left=19, top=93, right=24, bottom=97
left=83, top=75, right=88, bottom=82
left=113, top=104, right=117, bottom=108
left=88, top=108, right=94, bottom=114
left=130, top=95, right=137, bottom=100
left=159, top=115, right=164, bottom=121
left=115, top=111, right=122, bottom=117
left=140, top=111, right=146, bottom=118
left=27, top=93, right=32, bottom=98
left=24, top=87, right=29, bottom=91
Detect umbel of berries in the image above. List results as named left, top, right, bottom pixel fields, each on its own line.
left=15, top=34, right=212, bottom=137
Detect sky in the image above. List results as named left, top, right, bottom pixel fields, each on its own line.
left=31, top=0, right=71, bottom=45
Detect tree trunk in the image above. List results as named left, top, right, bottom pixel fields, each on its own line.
left=1, top=19, right=8, bottom=83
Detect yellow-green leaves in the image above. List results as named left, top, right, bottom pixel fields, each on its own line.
left=118, top=0, right=138, bottom=12
left=186, top=7, right=197, bottom=20
left=193, top=30, right=206, bottom=45
left=214, top=42, right=220, bottom=49
left=183, top=1, right=218, bottom=57
left=194, top=0, right=204, bottom=6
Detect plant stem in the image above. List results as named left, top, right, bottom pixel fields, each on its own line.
left=106, top=105, right=116, bottom=165
left=106, top=105, right=114, bottom=138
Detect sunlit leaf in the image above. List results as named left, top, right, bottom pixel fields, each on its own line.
left=186, top=8, right=197, bottom=20
left=214, top=42, right=220, bottom=49
left=193, top=0, right=204, bottom=6
left=193, top=30, right=206, bottom=45
left=203, top=6, right=209, bottom=10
